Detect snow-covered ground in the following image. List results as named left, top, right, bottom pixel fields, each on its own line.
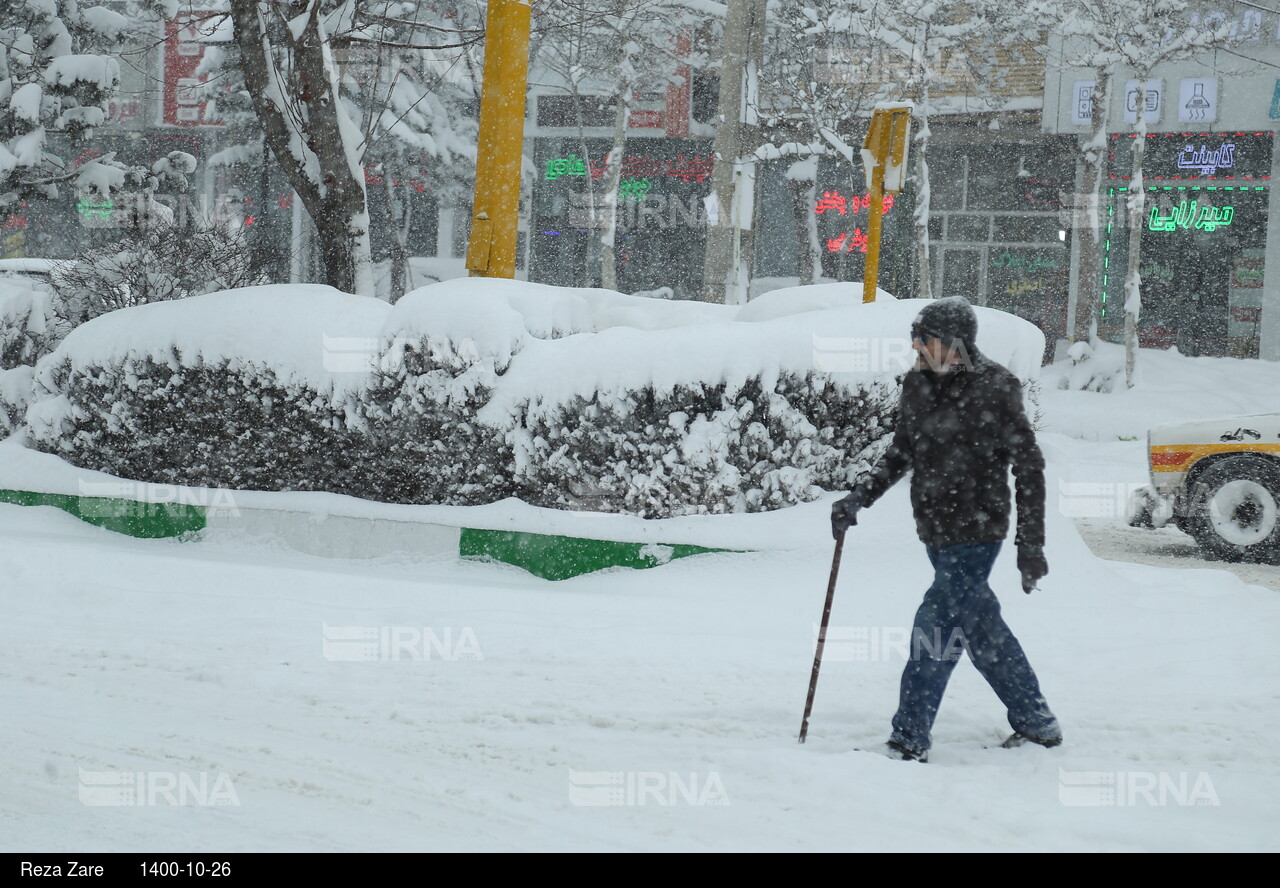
left=3, top=308, right=1278, bottom=852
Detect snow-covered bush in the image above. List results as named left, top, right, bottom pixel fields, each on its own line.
left=0, top=365, right=34, bottom=435
left=353, top=332, right=516, bottom=505
left=0, top=273, right=73, bottom=436
left=1, top=279, right=68, bottom=370
left=24, top=285, right=390, bottom=489
left=27, top=351, right=367, bottom=491
left=344, top=281, right=530, bottom=504
left=1050, top=337, right=1125, bottom=393
left=517, top=382, right=749, bottom=515
left=515, top=373, right=896, bottom=516
left=51, top=221, right=266, bottom=325
left=20, top=280, right=1046, bottom=518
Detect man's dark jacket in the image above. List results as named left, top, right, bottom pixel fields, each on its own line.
left=854, top=349, right=1045, bottom=550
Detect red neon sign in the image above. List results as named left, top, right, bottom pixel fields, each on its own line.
left=819, top=191, right=893, bottom=252
left=815, top=190, right=894, bottom=216
left=827, top=228, right=872, bottom=254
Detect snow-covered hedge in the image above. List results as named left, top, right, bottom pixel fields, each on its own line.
left=1, top=274, right=68, bottom=371
left=27, top=352, right=367, bottom=492
left=15, top=280, right=1047, bottom=517
left=512, top=373, right=895, bottom=516
left=1, top=273, right=71, bottom=434
left=24, top=286, right=388, bottom=492
left=354, top=326, right=517, bottom=506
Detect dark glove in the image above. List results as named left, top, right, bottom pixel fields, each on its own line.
left=1017, top=546, right=1048, bottom=594
left=831, top=491, right=864, bottom=540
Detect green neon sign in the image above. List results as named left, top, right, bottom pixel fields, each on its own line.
left=545, top=155, right=587, bottom=180
left=77, top=196, right=113, bottom=220
left=618, top=177, right=653, bottom=201
left=1148, top=199, right=1234, bottom=232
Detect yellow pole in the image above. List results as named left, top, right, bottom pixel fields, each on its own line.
left=862, top=121, right=888, bottom=305
left=466, top=0, right=532, bottom=279
left=861, top=106, right=911, bottom=303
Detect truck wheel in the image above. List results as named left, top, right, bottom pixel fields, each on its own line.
left=1186, top=456, right=1280, bottom=563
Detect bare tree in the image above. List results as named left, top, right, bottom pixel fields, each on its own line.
left=533, top=0, right=705, bottom=291
left=228, top=0, right=378, bottom=295
left=759, top=0, right=886, bottom=287
left=352, top=5, right=484, bottom=301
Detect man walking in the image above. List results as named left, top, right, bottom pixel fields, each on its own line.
left=830, top=296, right=1061, bottom=763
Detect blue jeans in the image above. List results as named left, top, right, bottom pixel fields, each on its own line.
left=890, top=541, right=1059, bottom=754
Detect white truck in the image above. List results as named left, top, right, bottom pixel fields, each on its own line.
left=1128, top=413, right=1280, bottom=563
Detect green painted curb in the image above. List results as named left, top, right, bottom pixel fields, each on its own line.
left=459, top=527, right=732, bottom=581
left=0, top=489, right=206, bottom=539
left=0, top=487, right=738, bottom=578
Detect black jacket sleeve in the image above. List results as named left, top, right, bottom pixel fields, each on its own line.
left=854, top=387, right=914, bottom=506
left=1004, top=379, right=1046, bottom=549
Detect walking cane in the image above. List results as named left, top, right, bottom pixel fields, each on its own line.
left=798, top=529, right=845, bottom=743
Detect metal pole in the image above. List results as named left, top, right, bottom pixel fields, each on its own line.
left=863, top=125, right=887, bottom=305
left=466, top=0, right=532, bottom=279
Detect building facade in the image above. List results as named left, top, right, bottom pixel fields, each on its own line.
left=1043, top=5, right=1280, bottom=360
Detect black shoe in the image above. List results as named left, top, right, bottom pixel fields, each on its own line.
left=885, top=740, right=929, bottom=762
left=1000, top=731, right=1062, bottom=749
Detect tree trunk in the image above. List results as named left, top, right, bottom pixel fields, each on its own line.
left=384, top=175, right=411, bottom=303
left=600, top=87, right=630, bottom=292
left=229, top=0, right=374, bottom=296
left=1074, top=71, right=1110, bottom=343
left=701, top=0, right=760, bottom=302
left=913, top=77, right=933, bottom=300
left=1123, top=89, right=1148, bottom=389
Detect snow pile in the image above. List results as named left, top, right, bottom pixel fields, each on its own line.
left=736, top=281, right=895, bottom=321
left=1042, top=337, right=1280, bottom=440
left=17, top=279, right=1046, bottom=516
left=1049, top=337, right=1125, bottom=393
left=30, top=284, right=389, bottom=395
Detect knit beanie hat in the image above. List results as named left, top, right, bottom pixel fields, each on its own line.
left=913, top=296, right=978, bottom=351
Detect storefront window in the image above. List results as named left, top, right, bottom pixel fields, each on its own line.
left=1101, top=132, right=1272, bottom=358
left=922, top=140, right=1073, bottom=350
left=528, top=137, right=713, bottom=298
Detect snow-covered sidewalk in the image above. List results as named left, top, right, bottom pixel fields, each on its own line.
left=4, top=309, right=1279, bottom=851
left=2, top=435, right=1276, bottom=851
